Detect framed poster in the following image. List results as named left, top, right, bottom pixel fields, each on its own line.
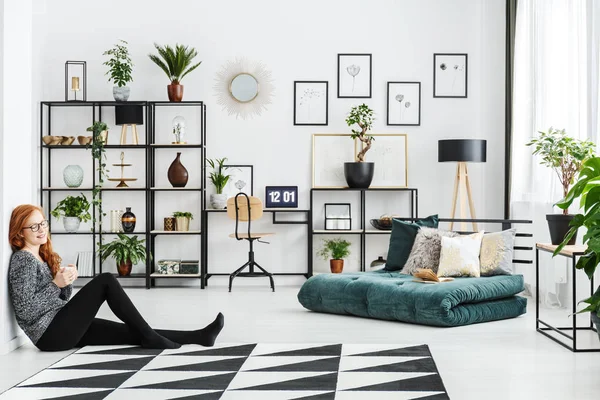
left=433, top=53, right=468, bottom=98
left=222, top=164, right=253, bottom=196
left=312, top=134, right=358, bottom=188
left=387, top=82, right=421, bottom=126
left=337, top=53, right=372, bottom=98
left=294, top=81, right=328, bottom=125
left=360, top=134, right=408, bottom=188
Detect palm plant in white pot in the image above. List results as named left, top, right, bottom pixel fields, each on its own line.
left=207, top=157, right=232, bottom=209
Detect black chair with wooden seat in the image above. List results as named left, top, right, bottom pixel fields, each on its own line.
left=227, top=193, right=275, bottom=292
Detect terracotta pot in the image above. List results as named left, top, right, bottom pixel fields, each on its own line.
left=330, top=259, right=344, bottom=274
left=168, top=152, right=189, bottom=187
left=117, top=259, right=132, bottom=276
left=167, top=83, right=184, bottom=102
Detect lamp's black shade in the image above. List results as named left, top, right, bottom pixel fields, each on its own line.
left=438, top=139, right=487, bottom=162
left=115, top=105, right=143, bottom=125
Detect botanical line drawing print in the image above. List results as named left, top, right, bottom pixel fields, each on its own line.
left=234, top=179, right=246, bottom=193
left=403, top=101, right=411, bottom=121
left=299, top=88, right=324, bottom=121
left=346, top=64, right=361, bottom=92
left=395, top=94, right=405, bottom=120
left=451, top=64, right=465, bottom=94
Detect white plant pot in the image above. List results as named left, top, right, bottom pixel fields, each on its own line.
left=113, top=86, right=130, bottom=102
left=210, top=193, right=227, bottom=209
left=63, top=217, right=81, bottom=233
left=175, top=217, right=190, bottom=232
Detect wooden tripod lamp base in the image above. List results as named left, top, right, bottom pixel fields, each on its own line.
left=438, top=139, right=487, bottom=232
left=120, top=124, right=139, bottom=145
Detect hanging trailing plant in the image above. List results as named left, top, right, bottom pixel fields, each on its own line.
left=85, top=121, right=109, bottom=231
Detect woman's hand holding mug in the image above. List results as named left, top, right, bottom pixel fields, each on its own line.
left=53, top=264, right=78, bottom=288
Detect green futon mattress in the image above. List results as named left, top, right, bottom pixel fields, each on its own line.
left=297, top=271, right=527, bottom=327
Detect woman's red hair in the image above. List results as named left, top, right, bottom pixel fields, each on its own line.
left=9, top=204, right=61, bottom=277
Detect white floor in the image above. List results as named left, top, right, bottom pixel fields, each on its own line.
left=1, top=284, right=599, bottom=399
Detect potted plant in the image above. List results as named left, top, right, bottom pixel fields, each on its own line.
left=526, top=127, right=595, bottom=244
left=317, top=238, right=351, bottom=273
left=173, top=211, right=193, bottom=231
left=555, top=157, right=600, bottom=341
left=85, top=121, right=110, bottom=232
left=345, top=104, right=375, bottom=188
left=148, top=43, right=202, bottom=102
left=50, top=193, right=92, bottom=232
left=207, top=157, right=232, bottom=209
left=99, top=233, right=147, bottom=276
left=102, top=39, right=133, bottom=101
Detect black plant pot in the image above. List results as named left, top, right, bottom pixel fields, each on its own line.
left=546, top=214, right=577, bottom=245
left=344, top=162, right=374, bottom=188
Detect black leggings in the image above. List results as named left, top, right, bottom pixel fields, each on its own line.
left=36, top=273, right=215, bottom=351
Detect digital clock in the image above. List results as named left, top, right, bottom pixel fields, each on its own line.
left=265, top=186, right=298, bottom=208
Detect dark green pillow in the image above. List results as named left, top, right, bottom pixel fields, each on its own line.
left=385, top=215, right=439, bottom=271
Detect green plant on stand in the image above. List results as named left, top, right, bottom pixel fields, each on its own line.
left=103, top=39, right=133, bottom=101
left=148, top=43, right=202, bottom=102
left=344, top=104, right=375, bottom=188
left=86, top=121, right=110, bottom=232
left=207, top=157, right=232, bottom=209
left=526, top=127, right=595, bottom=244
left=50, top=193, right=91, bottom=233
left=99, top=233, right=147, bottom=276
left=554, top=156, right=600, bottom=341
left=318, top=238, right=351, bottom=273
left=173, top=211, right=194, bottom=232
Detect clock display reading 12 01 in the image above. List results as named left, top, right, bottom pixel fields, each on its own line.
left=265, top=186, right=298, bottom=208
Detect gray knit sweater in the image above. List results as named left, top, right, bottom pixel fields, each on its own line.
left=8, top=250, right=72, bottom=344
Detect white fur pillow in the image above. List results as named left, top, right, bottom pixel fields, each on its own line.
left=437, top=231, right=485, bottom=278
left=401, top=227, right=459, bottom=275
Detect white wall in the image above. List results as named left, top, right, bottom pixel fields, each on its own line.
left=29, top=0, right=506, bottom=283
left=1, top=0, right=35, bottom=354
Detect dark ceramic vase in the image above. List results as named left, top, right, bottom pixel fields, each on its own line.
left=121, top=207, right=136, bottom=233
left=168, top=152, right=189, bottom=187
left=167, top=84, right=184, bottom=102
left=117, top=259, right=132, bottom=276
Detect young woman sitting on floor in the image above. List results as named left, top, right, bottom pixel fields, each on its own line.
left=8, top=204, right=224, bottom=351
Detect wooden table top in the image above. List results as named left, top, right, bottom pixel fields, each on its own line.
left=536, top=243, right=587, bottom=256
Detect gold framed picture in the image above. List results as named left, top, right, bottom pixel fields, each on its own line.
left=359, top=133, right=408, bottom=188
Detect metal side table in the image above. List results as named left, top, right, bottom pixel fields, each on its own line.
left=536, top=243, right=600, bottom=352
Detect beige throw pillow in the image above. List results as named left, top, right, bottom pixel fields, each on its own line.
left=437, top=231, right=485, bottom=278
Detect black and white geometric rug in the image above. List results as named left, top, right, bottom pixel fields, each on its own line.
left=1, top=343, right=449, bottom=399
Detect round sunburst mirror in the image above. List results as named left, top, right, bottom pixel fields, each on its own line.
left=214, top=58, right=274, bottom=119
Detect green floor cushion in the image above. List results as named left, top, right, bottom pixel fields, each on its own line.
left=297, top=272, right=527, bottom=327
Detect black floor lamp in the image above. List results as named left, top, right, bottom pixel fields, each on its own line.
left=438, top=139, right=487, bottom=231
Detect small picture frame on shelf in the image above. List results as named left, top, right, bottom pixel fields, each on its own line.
left=65, top=61, right=86, bottom=102
left=294, top=81, right=328, bottom=126
left=433, top=53, right=468, bottom=98
left=337, top=54, right=372, bottom=98
left=324, top=203, right=352, bottom=230
left=222, top=164, right=253, bottom=196
left=387, top=82, right=421, bottom=126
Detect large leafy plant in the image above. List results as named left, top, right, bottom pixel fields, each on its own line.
left=555, top=157, right=600, bottom=317
left=50, top=193, right=91, bottom=222
left=526, top=127, right=595, bottom=214
left=103, top=39, right=133, bottom=87
left=99, top=234, right=147, bottom=266
left=207, top=157, right=232, bottom=194
left=346, top=104, right=375, bottom=162
left=148, top=43, right=202, bottom=84
left=317, top=238, right=351, bottom=260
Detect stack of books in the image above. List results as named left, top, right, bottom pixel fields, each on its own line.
left=76, top=251, right=95, bottom=277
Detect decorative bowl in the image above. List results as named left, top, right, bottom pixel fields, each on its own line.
left=370, top=219, right=393, bottom=230
left=61, top=136, right=76, bottom=145
left=49, top=136, right=63, bottom=145
left=77, top=136, right=92, bottom=145
left=42, top=136, right=54, bottom=145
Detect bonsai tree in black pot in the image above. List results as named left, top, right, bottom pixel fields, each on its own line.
left=554, top=157, right=600, bottom=340
left=526, top=128, right=594, bottom=244
left=344, top=104, right=375, bottom=188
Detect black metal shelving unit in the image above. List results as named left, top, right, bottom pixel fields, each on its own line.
left=308, top=187, right=419, bottom=276
left=40, top=100, right=206, bottom=287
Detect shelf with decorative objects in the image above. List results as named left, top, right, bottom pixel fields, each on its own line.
left=40, top=100, right=207, bottom=288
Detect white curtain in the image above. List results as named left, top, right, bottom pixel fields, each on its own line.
left=511, top=0, right=600, bottom=307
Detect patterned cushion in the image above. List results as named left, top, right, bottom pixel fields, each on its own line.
left=480, top=229, right=517, bottom=276
left=401, top=228, right=459, bottom=275
left=437, top=232, right=485, bottom=278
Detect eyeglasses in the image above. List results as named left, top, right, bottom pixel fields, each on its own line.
left=24, top=220, right=49, bottom=233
